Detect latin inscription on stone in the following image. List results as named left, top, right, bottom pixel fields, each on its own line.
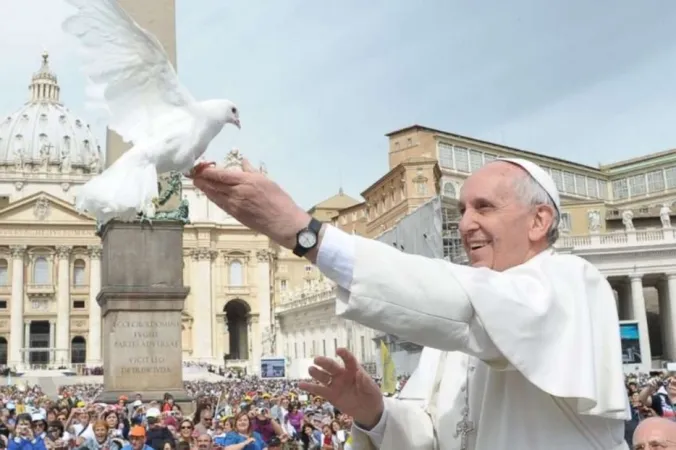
left=106, top=315, right=183, bottom=387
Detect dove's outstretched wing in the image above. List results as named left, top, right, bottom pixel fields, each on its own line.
left=63, top=0, right=195, bottom=144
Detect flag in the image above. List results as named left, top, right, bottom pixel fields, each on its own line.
left=380, top=340, right=396, bottom=395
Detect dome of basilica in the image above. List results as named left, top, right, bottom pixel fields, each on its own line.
left=0, top=52, right=102, bottom=176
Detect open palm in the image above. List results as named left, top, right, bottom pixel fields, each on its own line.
left=299, top=348, right=384, bottom=429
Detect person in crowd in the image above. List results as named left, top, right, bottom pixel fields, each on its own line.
left=9, top=413, right=46, bottom=450
left=122, top=426, right=152, bottom=450
left=195, top=434, right=212, bottom=450
left=191, top=158, right=629, bottom=449
left=216, top=412, right=265, bottom=450
left=638, top=375, right=676, bottom=419
left=176, top=420, right=194, bottom=447
left=300, top=423, right=320, bottom=450
left=144, top=408, right=174, bottom=450
left=76, top=420, right=121, bottom=450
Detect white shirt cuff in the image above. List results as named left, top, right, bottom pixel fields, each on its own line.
left=352, top=405, right=388, bottom=448
left=316, top=225, right=355, bottom=290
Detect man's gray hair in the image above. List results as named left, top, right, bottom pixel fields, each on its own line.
left=512, top=173, right=560, bottom=245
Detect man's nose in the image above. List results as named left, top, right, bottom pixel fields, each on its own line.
left=458, top=209, right=478, bottom=235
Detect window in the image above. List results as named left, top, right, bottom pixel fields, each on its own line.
left=0, top=301, right=6, bottom=309
left=437, top=142, right=453, bottom=169
left=453, top=147, right=469, bottom=172
left=0, top=260, right=7, bottom=286
left=550, top=169, right=564, bottom=192
left=612, top=179, right=629, bottom=200
left=469, top=150, right=483, bottom=172
left=560, top=212, right=572, bottom=232
left=229, top=260, right=243, bottom=286
left=305, top=265, right=312, bottom=272
left=574, top=174, right=586, bottom=196
left=33, top=257, right=49, bottom=285
left=280, top=280, right=287, bottom=291
left=586, top=178, right=599, bottom=199
left=443, top=182, right=456, bottom=198
left=666, top=166, right=676, bottom=190
left=647, top=170, right=665, bottom=193
left=72, top=300, right=85, bottom=309
left=598, top=180, right=608, bottom=199
left=70, top=336, right=86, bottom=364
left=73, top=259, right=86, bottom=286
left=628, top=174, right=647, bottom=197
left=562, top=172, right=575, bottom=194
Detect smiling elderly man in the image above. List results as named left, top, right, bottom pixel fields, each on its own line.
left=193, top=158, right=629, bottom=449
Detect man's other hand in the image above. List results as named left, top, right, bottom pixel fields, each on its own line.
left=299, top=348, right=385, bottom=430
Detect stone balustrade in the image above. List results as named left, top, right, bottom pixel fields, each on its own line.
left=276, top=282, right=337, bottom=314
left=556, top=227, right=675, bottom=250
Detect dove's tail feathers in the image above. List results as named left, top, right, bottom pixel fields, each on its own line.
left=75, top=154, right=158, bottom=225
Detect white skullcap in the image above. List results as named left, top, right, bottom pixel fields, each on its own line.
left=499, top=158, right=561, bottom=214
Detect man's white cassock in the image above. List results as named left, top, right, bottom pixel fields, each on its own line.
left=317, top=226, right=630, bottom=450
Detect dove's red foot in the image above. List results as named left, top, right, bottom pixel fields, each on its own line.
left=186, top=161, right=216, bottom=178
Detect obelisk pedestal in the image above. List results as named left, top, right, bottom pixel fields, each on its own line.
left=96, top=221, right=191, bottom=408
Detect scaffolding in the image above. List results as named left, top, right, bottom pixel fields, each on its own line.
left=373, top=195, right=467, bottom=371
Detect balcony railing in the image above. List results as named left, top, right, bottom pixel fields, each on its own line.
left=556, top=227, right=675, bottom=250
left=26, top=284, right=54, bottom=297
left=276, top=281, right=336, bottom=314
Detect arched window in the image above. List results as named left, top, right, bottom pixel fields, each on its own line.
left=443, top=182, right=457, bottom=199
left=71, top=336, right=86, bottom=364
left=73, top=259, right=86, bottom=286
left=33, top=257, right=49, bottom=285
left=0, top=259, right=8, bottom=286
left=229, top=260, right=243, bottom=286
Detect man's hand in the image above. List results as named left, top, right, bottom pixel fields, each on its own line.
left=299, top=348, right=384, bottom=430
left=193, top=161, right=310, bottom=250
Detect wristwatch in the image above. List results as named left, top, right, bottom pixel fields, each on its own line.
left=293, top=218, right=323, bottom=257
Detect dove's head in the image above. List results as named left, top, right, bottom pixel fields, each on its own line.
left=203, top=99, right=241, bottom=129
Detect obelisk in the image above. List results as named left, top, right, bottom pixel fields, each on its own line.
left=97, top=0, right=191, bottom=409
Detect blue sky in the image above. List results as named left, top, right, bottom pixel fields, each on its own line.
left=2, top=0, right=676, bottom=208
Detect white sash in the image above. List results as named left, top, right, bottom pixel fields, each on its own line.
left=424, top=351, right=448, bottom=450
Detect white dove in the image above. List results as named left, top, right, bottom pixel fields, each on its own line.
left=63, top=0, right=240, bottom=224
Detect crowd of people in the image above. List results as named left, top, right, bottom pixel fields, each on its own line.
left=625, top=371, right=676, bottom=447
left=0, top=375, right=410, bottom=450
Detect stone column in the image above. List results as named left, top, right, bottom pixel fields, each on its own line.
left=658, top=278, right=673, bottom=360
left=49, top=319, right=56, bottom=364
left=56, top=246, right=71, bottom=366
left=274, top=317, right=283, bottom=356
left=667, top=274, right=676, bottom=361
left=87, top=246, right=102, bottom=366
left=223, top=317, right=230, bottom=360
left=9, top=245, right=25, bottom=368
left=630, top=274, right=652, bottom=366
left=248, top=314, right=260, bottom=374
left=23, top=322, right=30, bottom=365
left=190, top=248, right=214, bottom=362
left=256, top=249, right=271, bottom=356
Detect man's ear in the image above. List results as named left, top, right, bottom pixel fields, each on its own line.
left=529, top=205, right=555, bottom=241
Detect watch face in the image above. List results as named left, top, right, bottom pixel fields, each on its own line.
left=298, top=229, right=317, bottom=248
